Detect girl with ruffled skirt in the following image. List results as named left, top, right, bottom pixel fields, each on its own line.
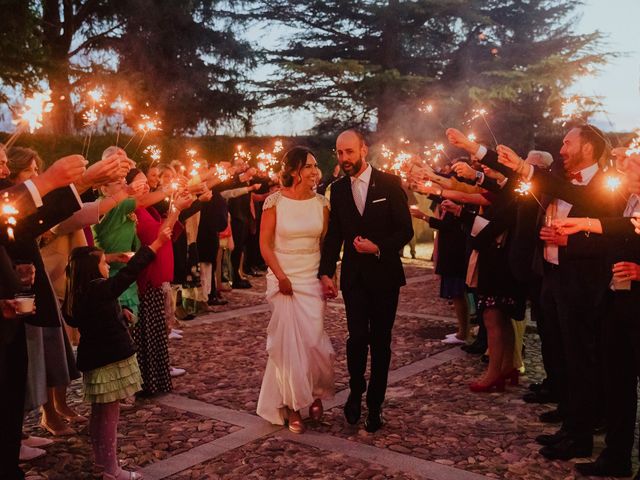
left=63, top=226, right=172, bottom=480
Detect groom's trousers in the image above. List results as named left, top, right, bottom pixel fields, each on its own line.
left=342, top=283, right=399, bottom=411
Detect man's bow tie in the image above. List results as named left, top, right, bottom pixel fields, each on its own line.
left=567, top=171, right=583, bottom=182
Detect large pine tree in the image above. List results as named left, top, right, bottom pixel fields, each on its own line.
left=255, top=0, right=606, bottom=149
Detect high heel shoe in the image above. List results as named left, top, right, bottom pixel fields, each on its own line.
left=103, top=467, right=144, bottom=479
left=469, top=378, right=505, bottom=393
left=309, top=399, right=323, bottom=422
left=40, top=421, right=76, bottom=436
left=501, top=368, right=520, bottom=386
left=283, top=407, right=305, bottom=434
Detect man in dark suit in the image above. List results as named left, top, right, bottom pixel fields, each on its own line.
left=319, top=129, right=413, bottom=433
left=0, top=150, right=86, bottom=480
left=497, top=125, right=626, bottom=461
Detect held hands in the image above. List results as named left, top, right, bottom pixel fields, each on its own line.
left=552, top=218, right=588, bottom=236
left=320, top=275, right=338, bottom=299
left=612, top=262, right=640, bottom=282
left=277, top=276, right=293, bottom=296
left=539, top=226, right=568, bottom=246
left=353, top=236, right=379, bottom=255
left=198, top=188, right=213, bottom=202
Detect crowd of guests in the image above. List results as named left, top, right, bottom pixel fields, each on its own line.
left=1, top=121, right=640, bottom=479
left=407, top=124, right=640, bottom=478
left=0, top=144, right=279, bottom=480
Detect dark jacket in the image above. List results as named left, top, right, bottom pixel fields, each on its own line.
left=73, top=246, right=156, bottom=372
left=0, top=181, right=82, bottom=327
left=319, top=167, right=414, bottom=291
left=428, top=213, right=468, bottom=278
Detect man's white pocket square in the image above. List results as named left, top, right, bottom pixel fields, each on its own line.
left=372, top=198, right=387, bottom=203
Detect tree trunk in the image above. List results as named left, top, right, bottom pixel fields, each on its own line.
left=41, top=0, right=75, bottom=135
left=47, top=60, right=74, bottom=135
left=376, top=0, right=400, bottom=133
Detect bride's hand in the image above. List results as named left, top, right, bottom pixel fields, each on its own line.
left=278, top=276, right=293, bottom=295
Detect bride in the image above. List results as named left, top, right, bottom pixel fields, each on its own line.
left=256, top=146, right=335, bottom=433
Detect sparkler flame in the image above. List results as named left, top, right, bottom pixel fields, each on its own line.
left=88, top=88, right=104, bottom=103
left=111, top=98, right=132, bottom=113
left=143, top=145, right=162, bottom=161
left=515, top=181, right=532, bottom=195
left=138, top=114, right=161, bottom=133
left=14, top=90, right=54, bottom=131
left=605, top=176, right=622, bottom=192
left=83, top=108, right=99, bottom=127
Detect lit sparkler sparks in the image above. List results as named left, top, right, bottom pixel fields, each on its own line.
left=605, top=175, right=622, bottom=192
left=470, top=108, right=498, bottom=147
left=215, top=164, right=230, bottom=182
left=273, top=139, right=283, bottom=154
left=143, top=145, right=162, bottom=162
left=1, top=193, right=19, bottom=241
left=5, top=90, right=54, bottom=148
left=515, top=181, right=544, bottom=208
left=88, top=88, right=105, bottom=104
left=83, top=109, right=98, bottom=127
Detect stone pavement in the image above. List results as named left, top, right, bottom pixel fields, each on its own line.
left=22, top=247, right=622, bottom=479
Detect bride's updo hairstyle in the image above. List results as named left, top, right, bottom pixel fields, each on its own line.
left=280, top=146, right=316, bottom=187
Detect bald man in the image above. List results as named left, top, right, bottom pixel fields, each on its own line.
left=319, top=129, right=413, bottom=432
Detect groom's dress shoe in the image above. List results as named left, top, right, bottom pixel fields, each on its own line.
left=574, top=456, right=632, bottom=477
left=539, top=436, right=592, bottom=460
left=344, top=394, right=361, bottom=425
left=364, top=410, right=384, bottom=433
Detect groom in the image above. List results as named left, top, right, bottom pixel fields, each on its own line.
left=319, top=129, right=413, bottom=432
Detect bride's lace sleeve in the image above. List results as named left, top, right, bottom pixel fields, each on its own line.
left=263, top=191, right=282, bottom=211
left=316, top=193, right=330, bottom=210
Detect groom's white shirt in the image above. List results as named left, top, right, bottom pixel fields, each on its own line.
left=350, top=163, right=372, bottom=205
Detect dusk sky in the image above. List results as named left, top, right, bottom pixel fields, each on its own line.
left=252, top=0, right=640, bottom=135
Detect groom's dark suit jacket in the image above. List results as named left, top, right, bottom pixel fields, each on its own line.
left=319, top=167, right=413, bottom=291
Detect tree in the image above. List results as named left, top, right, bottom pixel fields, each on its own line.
left=255, top=0, right=607, bottom=149
left=0, top=0, right=45, bottom=101
left=40, top=0, right=122, bottom=135
left=111, top=0, right=257, bottom=135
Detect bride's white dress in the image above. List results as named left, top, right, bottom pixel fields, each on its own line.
left=256, top=191, right=335, bottom=425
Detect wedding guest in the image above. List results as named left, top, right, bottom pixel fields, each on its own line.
left=496, top=124, right=626, bottom=460
left=127, top=168, right=194, bottom=393
left=64, top=226, right=172, bottom=480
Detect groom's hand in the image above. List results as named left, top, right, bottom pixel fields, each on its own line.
left=353, top=236, right=380, bottom=256
left=320, top=275, right=338, bottom=299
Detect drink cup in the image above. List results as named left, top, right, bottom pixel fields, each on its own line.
left=14, top=294, right=35, bottom=315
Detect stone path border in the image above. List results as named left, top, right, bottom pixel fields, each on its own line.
left=142, top=347, right=489, bottom=480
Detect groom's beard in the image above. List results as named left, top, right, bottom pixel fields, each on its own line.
left=342, top=156, right=363, bottom=177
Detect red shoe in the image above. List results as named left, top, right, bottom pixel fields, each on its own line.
left=469, top=378, right=505, bottom=393
left=501, top=368, right=520, bottom=386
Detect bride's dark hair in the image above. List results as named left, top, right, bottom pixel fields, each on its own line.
left=280, top=146, right=315, bottom=187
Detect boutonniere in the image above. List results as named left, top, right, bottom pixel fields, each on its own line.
left=127, top=212, right=138, bottom=224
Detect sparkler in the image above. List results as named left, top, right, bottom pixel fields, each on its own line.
left=515, top=181, right=544, bottom=208
left=128, top=114, right=161, bottom=158
left=1, top=192, right=18, bottom=241
left=143, top=145, right=162, bottom=163
left=82, top=87, right=106, bottom=159
left=605, top=175, right=622, bottom=192
left=470, top=108, right=498, bottom=147
left=5, top=91, right=54, bottom=149
left=419, top=101, right=446, bottom=128
left=111, top=98, right=132, bottom=147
